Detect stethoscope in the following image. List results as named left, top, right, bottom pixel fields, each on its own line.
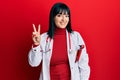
left=42, top=32, right=84, bottom=62
left=44, top=36, right=52, bottom=53
left=42, top=32, right=72, bottom=53
left=43, top=32, right=84, bottom=56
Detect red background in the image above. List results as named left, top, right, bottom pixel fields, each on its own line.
left=0, top=0, right=120, bottom=80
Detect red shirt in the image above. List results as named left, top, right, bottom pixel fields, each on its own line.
left=50, top=27, right=71, bottom=80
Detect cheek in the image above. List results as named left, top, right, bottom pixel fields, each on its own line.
left=54, top=20, right=60, bottom=27
left=66, top=18, right=69, bottom=22
left=54, top=19, right=58, bottom=24
left=54, top=18, right=60, bottom=24
left=68, top=18, right=69, bottom=22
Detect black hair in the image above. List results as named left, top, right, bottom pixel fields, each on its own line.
left=47, top=2, right=73, bottom=38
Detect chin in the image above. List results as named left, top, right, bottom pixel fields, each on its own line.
left=59, top=26, right=66, bottom=29
left=56, top=25, right=66, bottom=29
left=61, top=27, right=66, bottom=29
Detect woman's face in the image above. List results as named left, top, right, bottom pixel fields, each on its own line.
left=54, top=12, right=69, bottom=29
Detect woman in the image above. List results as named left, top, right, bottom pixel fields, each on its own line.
left=28, top=2, right=90, bottom=80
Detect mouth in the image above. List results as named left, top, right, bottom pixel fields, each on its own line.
left=60, top=22, right=66, bottom=25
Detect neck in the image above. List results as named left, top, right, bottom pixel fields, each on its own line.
left=54, top=27, right=66, bottom=35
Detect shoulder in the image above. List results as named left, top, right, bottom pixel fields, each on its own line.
left=71, top=31, right=82, bottom=38
left=40, top=32, right=49, bottom=39
left=41, top=32, right=48, bottom=37
left=71, top=31, right=85, bottom=44
left=40, top=32, right=48, bottom=43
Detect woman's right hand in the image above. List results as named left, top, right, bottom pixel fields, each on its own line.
left=32, top=24, right=41, bottom=45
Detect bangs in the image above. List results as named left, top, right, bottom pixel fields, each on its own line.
left=53, top=4, right=70, bottom=16
left=58, top=9, right=69, bottom=15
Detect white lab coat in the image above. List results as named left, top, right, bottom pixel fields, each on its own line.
left=28, top=30, right=90, bottom=80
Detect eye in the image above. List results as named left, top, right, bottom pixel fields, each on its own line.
left=56, top=14, right=62, bottom=17
left=65, top=15, right=69, bottom=17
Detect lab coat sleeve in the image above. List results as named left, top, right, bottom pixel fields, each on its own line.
left=28, top=33, right=47, bottom=67
left=28, top=45, right=43, bottom=67
left=76, top=32, right=90, bottom=80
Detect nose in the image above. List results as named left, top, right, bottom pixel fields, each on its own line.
left=61, top=15, right=65, bottom=21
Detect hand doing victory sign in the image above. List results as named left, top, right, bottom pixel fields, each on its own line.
left=32, top=24, right=41, bottom=45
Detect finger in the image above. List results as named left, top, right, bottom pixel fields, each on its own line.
left=32, top=24, right=37, bottom=32
left=38, top=24, right=40, bottom=33
left=32, top=32, right=36, bottom=35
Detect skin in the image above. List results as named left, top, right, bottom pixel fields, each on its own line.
left=54, top=12, right=69, bottom=29
left=32, top=12, right=69, bottom=45
left=32, top=24, right=40, bottom=45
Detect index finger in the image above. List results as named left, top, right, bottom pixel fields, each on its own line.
left=38, top=24, right=40, bottom=33
left=32, top=24, right=37, bottom=32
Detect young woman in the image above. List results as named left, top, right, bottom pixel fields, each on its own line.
left=28, top=2, right=90, bottom=80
